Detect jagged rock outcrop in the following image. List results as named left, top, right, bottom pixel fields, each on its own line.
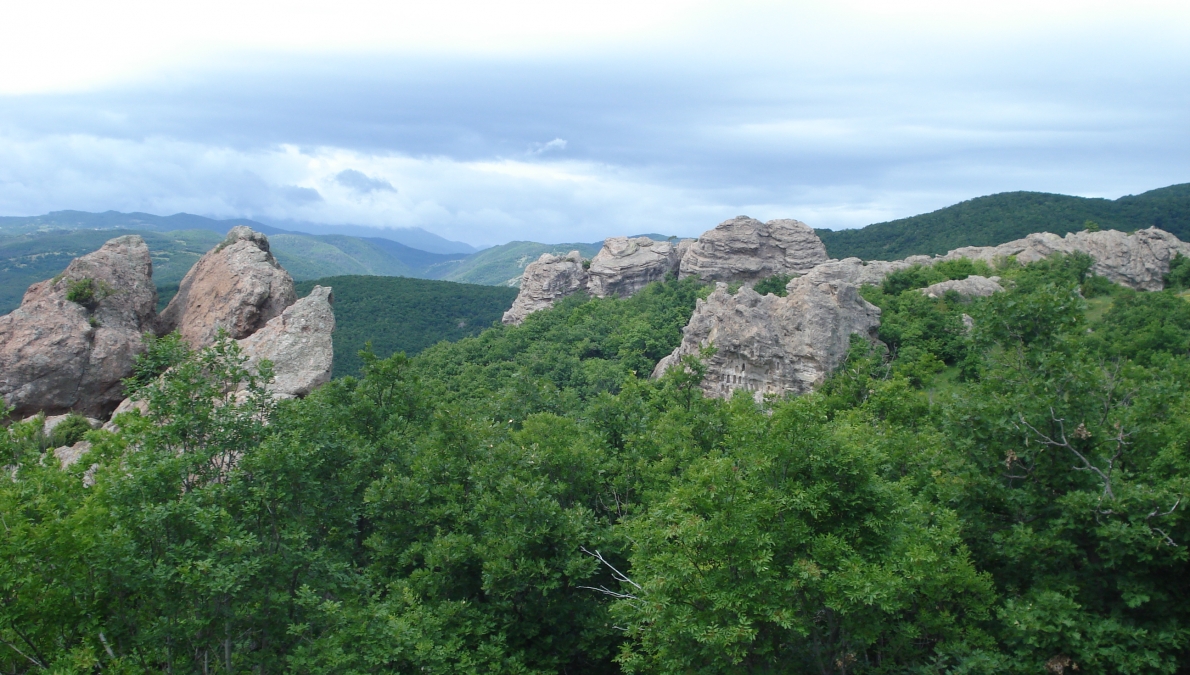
left=158, top=226, right=296, bottom=347
left=0, top=235, right=157, bottom=418
left=937, top=227, right=1190, bottom=291
left=653, top=264, right=881, bottom=400
left=237, top=286, right=335, bottom=399
left=587, top=237, right=688, bottom=298
left=502, top=251, right=589, bottom=325
left=679, top=216, right=829, bottom=283
left=921, top=275, right=1003, bottom=299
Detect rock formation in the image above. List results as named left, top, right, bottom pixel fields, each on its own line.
left=587, top=237, right=687, bottom=298
left=679, top=216, right=829, bottom=283
left=653, top=263, right=881, bottom=401
left=937, top=227, right=1190, bottom=291
left=920, top=275, right=1003, bottom=299
left=0, top=235, right=157, bottom=418
left=502, top=251, right=589, bottom=325
left=157, top=226, right=296, bottom=347
left=238, top=285, right=335, bottom=399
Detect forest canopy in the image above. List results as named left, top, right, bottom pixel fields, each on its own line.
left=4, top=260, right=1190, bottom=673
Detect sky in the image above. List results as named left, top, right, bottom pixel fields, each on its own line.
left=0, top=1, right=1188, bottom=247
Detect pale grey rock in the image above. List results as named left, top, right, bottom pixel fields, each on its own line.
left=157, top=226, right=296, bottom=347
left=921, top=275, right=1004, bottom=299
left=679, top=216, right=829, bottom=283
left=502, top=251, right=589, bottom=325
left=237, top=285, right=335, bottom=399
left=961, top=314, right=975, bottom=331
left=102, top=396, right=149, bottom=431
left=0, top=235, right=157, bottom=418
left=654, top=262, right=881, bottom=400
left=54, top=440, right=92, bottom=469
left=936, top=227, right=1190, bottom=291
left=587, top=237, right=686, bottom=298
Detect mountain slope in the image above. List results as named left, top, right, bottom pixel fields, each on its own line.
left=435, top=240, right=604, bottom=286
left=817, top=183, right=1190, bottom=260
left=294, top=275, right=518, bottom=377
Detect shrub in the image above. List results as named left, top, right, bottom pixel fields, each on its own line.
left=752, top=273, right=794, bottom=296
left=1166, top=253, right=1190, bottom=290
left=48, top=414, right=92, bottom=448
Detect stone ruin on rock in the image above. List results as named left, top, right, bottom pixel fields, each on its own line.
left=157, top=226, right=297, bottom=348
left=654, top=226, right=1190, bottom=402
left=653, top=262, right=882, bottom=401
left=0, top=235, right=157, bottom=418
left=1, top=227, right=335, bottom=424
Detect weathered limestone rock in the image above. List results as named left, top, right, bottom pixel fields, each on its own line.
left=237, top=285, right=335, bottom=399
left=54, top=441, right=92, bottom=469
left=587, top=237, right=687, bottom=298
left=157, top=226, right=296, bottom=347
left=679, top=216, right=829, bottom=283
left=937, top=227, right=1190, bottom=291
left=921, top=275, right=1003, bottom=299
left=502, top=251, right=589, bottom=325
left=654, top=263, right=881, bottom=400
left=0, top=235, right=156, bottom=418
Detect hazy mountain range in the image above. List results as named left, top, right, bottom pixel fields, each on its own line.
left=2, top=182, right=1189, bottom=314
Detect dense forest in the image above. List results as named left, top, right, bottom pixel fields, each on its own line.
left=4, top=252, right=1190, bottom=673
left=294, top=276, right=518, bottom=377
left=818, top=183, right=1190, bottom=260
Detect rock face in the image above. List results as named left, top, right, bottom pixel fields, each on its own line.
left=654, top=264, right=881, bottom=400
left=921, top=275, right=1003, bottom=299
left=0, top=235, right=157, bottom=418
left=587, top=237, right=687, bottom=298
left=679, top=216, right=829, bottom=283
left=158, top=226, right=296, bottom=347
left=237, top=286, right=335, bottom=398
left=502, top=251, right=589, bottom=325
left=937, top=227, right=1190, bottom=291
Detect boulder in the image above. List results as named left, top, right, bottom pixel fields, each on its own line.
left=587, top=237, right=687, bottom=298
left=920, top=275, right=1003, bottom=299
left=679, top=216, right=829, bottom=283
left=157, top=226, right=296, bottom=347
left=237, top=285, right=335, bottom=399
left=502, top=251, right=589, bottom=325
left=0, top=235, right=157, bottom=418
left=54, top=441, right=92, bottom=469
left=937, top=227, right=1190, bottom=291
left=654, top=263, right=881, bottom=400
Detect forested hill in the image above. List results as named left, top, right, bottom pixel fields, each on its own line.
left=818, top=182, right=1190, bottom=260
left=294, top=275, right=518, bottom=377
left=8, top=258, right=1190, bottom=672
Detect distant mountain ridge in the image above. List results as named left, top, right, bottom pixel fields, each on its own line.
left=0, top=210, right=477, bottom=255
left=817, top=183, right=1190, bottom=260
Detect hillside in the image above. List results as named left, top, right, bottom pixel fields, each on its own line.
left=294, top=275, right=518, bottom=377
left=0, top=209, right=476, bottom=253
left=434, top=240, right=605, bottom=286
left=818, top=183, right=1190, bottom=260
left=0, top=228, right=468, bottom=313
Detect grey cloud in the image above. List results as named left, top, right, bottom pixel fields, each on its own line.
left=335, top=169, right=396, bottom=194
left=0, top=22, right=1187, bottom=241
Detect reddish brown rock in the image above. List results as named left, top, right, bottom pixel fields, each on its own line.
left=157, top=226, right=296, bottom=347
left=0, top=235, right=156, bottom=418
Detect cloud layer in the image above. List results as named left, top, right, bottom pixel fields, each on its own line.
left=0, top=2, right=1188, bottom=245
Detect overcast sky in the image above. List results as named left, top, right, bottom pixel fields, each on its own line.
left=1, top=0, right=1188, bottom=246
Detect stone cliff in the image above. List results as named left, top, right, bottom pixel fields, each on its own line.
left=502, top=251, right=589, bottom=325
left=679, top=216, right=829, bottom=282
